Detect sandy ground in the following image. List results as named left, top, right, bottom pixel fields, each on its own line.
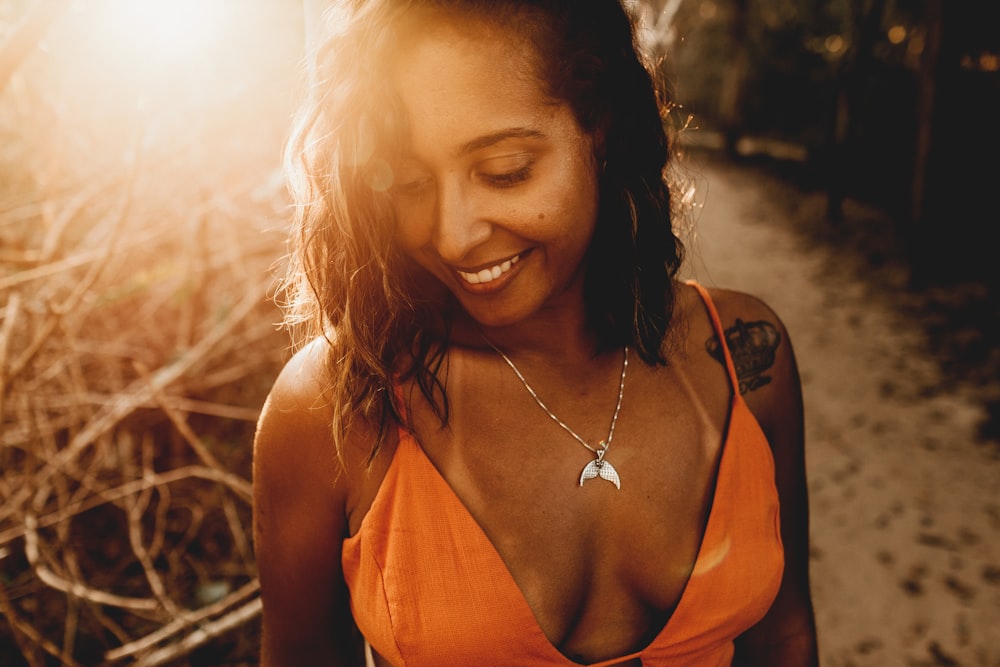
left=680, top=150, right=1000, bottom=666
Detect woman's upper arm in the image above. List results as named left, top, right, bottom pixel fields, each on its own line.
left=714, top=291, right=819, bottom=665
left=252, top=341, right=364, bottom=667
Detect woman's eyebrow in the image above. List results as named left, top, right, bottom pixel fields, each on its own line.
left=458, top=127, right=545, bottom=155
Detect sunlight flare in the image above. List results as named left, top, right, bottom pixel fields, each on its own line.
left=95, top=0, right=228, bottom=70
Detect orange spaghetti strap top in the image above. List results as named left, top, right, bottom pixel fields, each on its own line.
left=342, top=281, right=784, bottom=666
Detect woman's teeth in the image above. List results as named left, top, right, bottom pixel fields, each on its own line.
left=457, top=254, right=520, bottom=285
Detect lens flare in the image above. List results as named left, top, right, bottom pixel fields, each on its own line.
left=95, top=0, right=226, bottom=70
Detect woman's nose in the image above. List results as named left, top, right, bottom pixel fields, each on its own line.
left=431, top=179, right=491, bottom=263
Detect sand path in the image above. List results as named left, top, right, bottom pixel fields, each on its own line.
left=681, top=150, right=1000, bottom=667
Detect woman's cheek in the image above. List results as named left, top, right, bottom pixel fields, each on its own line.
left=392, top=207, right=430, bottom=256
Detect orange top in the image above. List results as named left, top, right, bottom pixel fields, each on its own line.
left=342, top=283, right=784, bottom=666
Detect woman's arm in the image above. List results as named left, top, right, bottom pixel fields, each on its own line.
left=253, top=341, right=365, bottom=667
left=719, top=292, right=819, bottom=666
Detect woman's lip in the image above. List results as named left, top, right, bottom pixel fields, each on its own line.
left=452, top=250, right=529, bottom=293
left=453, top=250, right=525, bottom=276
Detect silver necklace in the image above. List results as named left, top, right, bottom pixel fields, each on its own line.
left=483, top=339, right=628, bottom=489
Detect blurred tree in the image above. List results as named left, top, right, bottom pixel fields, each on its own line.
left=911, top=0, right=1000, bottom=286
left=719, top=0, right=749, bottom=156
left=825, top=0, right=887, bottom=223
left=910, top=0, right=942, bottom=265
left=661, top=0, right=998, bottom=285
left=667, top=0, right=847, bottom=146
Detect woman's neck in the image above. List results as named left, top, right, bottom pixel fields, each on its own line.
left=451, top=309, right=608, bottom=366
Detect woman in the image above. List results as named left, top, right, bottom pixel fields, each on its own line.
left=252, top=1, right=819, bottom=665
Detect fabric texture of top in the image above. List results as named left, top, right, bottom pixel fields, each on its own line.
left=342, top=282, right=784, bottom=666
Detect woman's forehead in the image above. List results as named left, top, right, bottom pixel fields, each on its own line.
left=393, top=6, right=541, bottom=74
left=389, top=14, right=558, bottom=146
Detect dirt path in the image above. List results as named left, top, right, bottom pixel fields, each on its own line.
left=680, top=151, right=1000, bottom=666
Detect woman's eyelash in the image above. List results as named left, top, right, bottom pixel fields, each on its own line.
left=394, top=163, right=532, bottom=193
left=483, top=167, right=531, bottom=187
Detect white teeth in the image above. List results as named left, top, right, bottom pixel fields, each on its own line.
left=458, top=254, right=520, bottom=285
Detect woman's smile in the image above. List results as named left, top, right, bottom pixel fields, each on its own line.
left=453, top=249, right=526, bottom=290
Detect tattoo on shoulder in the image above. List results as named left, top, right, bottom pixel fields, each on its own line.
left=705, top=318, right=781, bottom=395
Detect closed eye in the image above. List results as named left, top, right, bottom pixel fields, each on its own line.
left=481, top=165, right=532, bottom=188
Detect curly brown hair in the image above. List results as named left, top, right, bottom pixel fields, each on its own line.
left=280, top=0, right=685, bottom=464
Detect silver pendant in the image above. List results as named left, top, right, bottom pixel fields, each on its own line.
left=578, top=448, right=621, bottom=489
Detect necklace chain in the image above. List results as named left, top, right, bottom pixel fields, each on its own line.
left=483, top=338, right=629, bottom=458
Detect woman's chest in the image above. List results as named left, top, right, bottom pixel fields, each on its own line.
left=406, top=376, right=728, bottom=655
left=343, top=388, right=783, bottom=666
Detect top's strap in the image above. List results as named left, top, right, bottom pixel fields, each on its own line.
left=686, top=280, right=739, bottom=393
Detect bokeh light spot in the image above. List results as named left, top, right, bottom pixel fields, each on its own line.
left=824, top=34, right=845, bottom=55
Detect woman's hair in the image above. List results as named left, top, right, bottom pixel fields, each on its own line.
left=281, top=0, right=685, bottom=464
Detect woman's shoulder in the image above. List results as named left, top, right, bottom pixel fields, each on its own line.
left=253, top=338, right=341, bottom=501
left=671, top=281, right=784, bottom=350
left=253, top=336, right=397, bottom=527
left=254, top=337, right=364, bottom=494
left=676, top=281, right=792, bottom=354
left=679, top=281, right=786, bottom=329
left=255, top=337, right=336, bottom=444
left=676, top=281, right=802, bottom=438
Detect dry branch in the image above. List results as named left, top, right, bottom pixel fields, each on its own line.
left=0, top=291, right=22, bottom=419
left=131, top=597, right=263, bottom=667
left=104, top=581, right=260, bottom=662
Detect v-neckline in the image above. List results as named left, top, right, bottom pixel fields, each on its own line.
left=381, top=391, right=744, bottom=666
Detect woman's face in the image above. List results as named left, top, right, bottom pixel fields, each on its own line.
left=389, top=12, right=601, bottom=330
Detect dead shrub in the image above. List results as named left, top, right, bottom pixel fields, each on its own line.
left=1, top=2, right=303, bottom=664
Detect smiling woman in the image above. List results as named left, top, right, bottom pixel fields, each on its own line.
left=254, top=1, right=819, bottom=666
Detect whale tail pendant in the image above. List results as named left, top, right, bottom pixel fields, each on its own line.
left=578, top=447, right=621, bottom=489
